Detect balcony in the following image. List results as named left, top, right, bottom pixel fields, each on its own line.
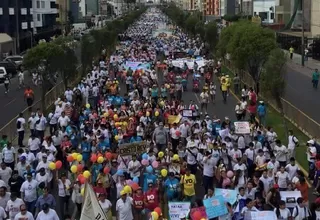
left=33, top=8, right=58, bottom=14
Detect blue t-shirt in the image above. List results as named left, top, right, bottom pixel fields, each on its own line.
left=91, top=164, right=103, bottom=184
left=143, top=173, right=157, bottom=192
left=130, top=136, right=142, bottom=143
left=164, top=178, right=179, bottom=200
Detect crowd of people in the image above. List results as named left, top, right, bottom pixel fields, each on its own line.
left=0, top=7, right=318, bottom=220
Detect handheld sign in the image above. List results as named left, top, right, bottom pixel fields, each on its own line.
left=118, top=141, right=148, bottom=156
left=234, top=121, right=250, bottom=134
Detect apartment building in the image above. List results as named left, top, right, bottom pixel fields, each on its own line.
left=0, top=0, right=34, bottom=52
left=32, top=0, right=58, bottom=33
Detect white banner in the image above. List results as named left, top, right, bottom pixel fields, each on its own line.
left=168, top=202, right=190, bottom=220
left=80, top=183, right=108, bottom=220
left=280, top=191, right=302, bottom=208
left=245, top=211, right=277, bottom=220
left=234, top=121, right=250, bottom=134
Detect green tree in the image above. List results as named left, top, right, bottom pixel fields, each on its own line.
left=216, top=24, right=237, bottom=60
left=23, top=42, right=64, bottom=109
left=81, top=35, right=95, bottom=76
left=226, top=21, right=277, bottom=91
left=204, top=22, right=218, bottom=52
left=260, top=48, right=288, bottom=134
left=52, top=36, right=78, bottom=88
left=195, top=21, right=205, bottom=39
left=185, top=15, right=199, bottom=36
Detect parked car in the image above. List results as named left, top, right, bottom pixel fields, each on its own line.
left=4, top=55, right=23, bottom=67
left=0, top=61, right=18, bottom=76
left=0, top=67, right=8, bottom=82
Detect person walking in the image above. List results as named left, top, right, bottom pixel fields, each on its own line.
left=312, top=69, right=319, bottom=89
left=16, top=113, right=26, bottom=148
left=289, top=46, right=294, bottom=60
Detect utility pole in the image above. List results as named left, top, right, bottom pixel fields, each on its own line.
left=301, top=0, right=305, bottom=66
left=15, top=0, right=20, bottom=54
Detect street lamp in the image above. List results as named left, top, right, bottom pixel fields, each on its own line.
left=301, top=0, right=305, bottom=66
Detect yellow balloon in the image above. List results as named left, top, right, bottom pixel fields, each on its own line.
left=159, top=101, right=165, bottom=107
left=122, top=121, right=128, bottom=127
left=97, top=156, right=104, bottom=164
left=113, top=114, right=118, bottom=120
left=81, top=188, right=85, bottom=196
left=155, top=111, right=159, bottom=117
left=173, top=154, right=179, bottom=161
left=83, top=170, right=91, bottom=179
left=72, top=153, right=78, bottom=160
left=123, top=185, right=132, bottom=194
left=70, top=165, right=78, bottom=174
left=77, top=154, right=83, bottom=162
left=161, top=169, right=168, bottom=177
left=115, top=122, right=120, bottom=127
left=151, top=211, right=159, bottom=220
left=48, top=162, right=56, bottom=170
left=114, top=135, right=119, bottom=141
left=146, top=111, right=150, bottom=117
left=158, top=151, right=164, bottom=158
left=85, top=103, right=90, bottom=108
left=103, top=112, right=109, bottom=117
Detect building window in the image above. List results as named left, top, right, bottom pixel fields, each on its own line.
left=50, top=2, right=57, bottom=8
left=271, top=12, right=274, bottom=19
left=36, top=1, right=40, bottom=8
left=41, top=1, right=45, bottom=8
left=37, top=14, right=41, bottom=21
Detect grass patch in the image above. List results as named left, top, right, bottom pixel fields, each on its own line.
left=221, top=65, right=310, bottom=171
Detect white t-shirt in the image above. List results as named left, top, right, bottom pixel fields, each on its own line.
left=274, top=145, right=288, bottom=162
left=0, top=206, right=6, bottom=220
left=28, top=138, right=41, bottom=151
left=36, top=173, right=49, bottom=186
left=57, top=179, right=71, bottom=197
left=259, top=176, right=274, bottom=193
left=292, top=206, right=310, bottom=220
left=36, top=209, right=59, bottom=220
left=128, top=160, right=141, bottom=178
left=2, top=148, right=14, bottom=164
left=58, top=116, right=70, bottom=127
left=274, top=207, right=291, bottom=219
left=14, top=211, right=34, bottom=220
left=6, top=198, right=24, bottom=220
left=307, top=146, right=317, bottom=162
left=16, top=117, right=25, bottom=132
left=285, top=164, right=299, bottom=180
left=116, top=197, right=133, bottom=220
left=169, top=128, right=179, bottom=140
left=178, top=124, right=189, bottom=138
left=202, top=156, right=215, bottom=177
left=99, top=199, right=112, bottom=213
left=65, top=90, right=73, bottom=101
left=0, top=167, right=12, bottom=186
left=276, top=171, right=290, bottom=188
left=20, top=180, right=38, bottom=202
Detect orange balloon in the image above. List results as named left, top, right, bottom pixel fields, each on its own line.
left=105, top=152, right=112, bottom=160
left=67, top=155, right=74, bottom=162
left=55, top=161, right=62, bottom=169
left=90, top=154, right=97, bottom=163
left=131, top=182, right=140, bottom=191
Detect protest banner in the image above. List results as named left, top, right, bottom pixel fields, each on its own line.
left=214, top=188, right=238, bottom=205
left=119, top=141, right=148, bottom=156
left=182, top=109, right=193, bottom=117
left=234, top=121, right=250, bottom=134
left=203, top=195, right=228, bottom=219
left=244, top=211, right=277, bottom=220
left=190, top=207, right=207, bottom=220
left=280, top=191, right=302, bottom=208
left=168, top=202, right=190, bottom=220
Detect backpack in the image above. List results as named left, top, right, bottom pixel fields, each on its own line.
left=294, top=206, right=311, bottom=220
left=17, top=120, right=21, bottom=129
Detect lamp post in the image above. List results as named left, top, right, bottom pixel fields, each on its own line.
left=15, top=0, right=20, bottom=54
left=301, top=0, right=305, bottom=66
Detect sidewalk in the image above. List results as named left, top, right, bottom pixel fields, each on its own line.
left=283, top=49, right=320, bottom=70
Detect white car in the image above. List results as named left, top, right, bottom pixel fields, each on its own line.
left=4, top=55, right=23, bottom=66
left=0, top=67, right=8, bottom=82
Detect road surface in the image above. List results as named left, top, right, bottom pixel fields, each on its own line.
left=0, top=74, right=41, bottom=128
left=285, top=62, right=320, bottom=124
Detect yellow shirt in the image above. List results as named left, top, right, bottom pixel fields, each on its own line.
left=289, top=47, right=294, bottom=53
left=181, top=174, right=196, bottom=196
left=221, top=82, right=228, bottom=91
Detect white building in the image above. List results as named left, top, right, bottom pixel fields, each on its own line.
left=32, top=0, right=58, bottom=33
left=253, top=0, right=275, bottom=23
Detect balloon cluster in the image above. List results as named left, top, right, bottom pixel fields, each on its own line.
left=48, top=160, right=62, bottom=170
left=150, top=207, right=162, bottom=220
left=67, top=153, right=83, bottom=163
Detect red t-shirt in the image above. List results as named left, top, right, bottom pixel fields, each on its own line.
left=133, top=194, right=144, bottom=210
left=144, top=189, right=159, bottom=211
left=93, top=187, right=107, bottom=195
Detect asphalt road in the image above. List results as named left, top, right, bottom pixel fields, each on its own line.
left=0, top=74, right=41, bottom=128
left=284, top=63, right=320, bottom=124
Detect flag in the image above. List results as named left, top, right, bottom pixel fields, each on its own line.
left=80, top=183, right=108, bottom=220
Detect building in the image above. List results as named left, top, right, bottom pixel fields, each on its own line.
left=311, top=0, right=320, bottom=36
left=0, top=0, right=34, bottom=53
left=100, top=0, right=108, bottom=15
left=86, top=0, right=99, bottom=15
left=32, top=0, right=58, bottom=33
left=56, top=0, right=69, bottom=24
left=253, top=0, right=275, bottom=23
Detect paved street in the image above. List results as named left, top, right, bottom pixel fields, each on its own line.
left=0, top=74, right=41, bottom=128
